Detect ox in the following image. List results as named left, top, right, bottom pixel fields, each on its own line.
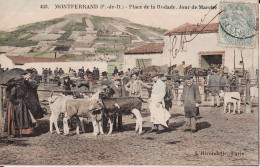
left=64, top=97, right=104, bottom=136
left=100, top=97, right=143, bottom=135
left=48, top=95, right=73, bottom=134
left=219, top=91, right=241, bottom=114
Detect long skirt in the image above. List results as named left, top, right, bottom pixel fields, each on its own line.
left=6, top=101, right=34, bottom=136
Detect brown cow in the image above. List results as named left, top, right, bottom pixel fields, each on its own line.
left=64, top=98, right=104, bottom=136
left=101, top=97, right=144, bottom=135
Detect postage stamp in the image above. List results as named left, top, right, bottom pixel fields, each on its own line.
left=0, top=0, right=258, bottom=166
left=219, top=2, right=257, bottom=48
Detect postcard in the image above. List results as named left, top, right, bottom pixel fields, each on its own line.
left=0, top=0, right=258, bottom=166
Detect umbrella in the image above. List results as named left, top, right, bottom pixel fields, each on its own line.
left=0, top=68, right=28, bottom=85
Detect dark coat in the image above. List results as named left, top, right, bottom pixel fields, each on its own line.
left=208, top=73, right=221, bottom=95
left=121, top=77, right=130, bottom=97
left=229, top=75, right=239, bottom=92
left=24, top=79, right=44, bottom=119
left=63, top=79, right=75, bottom=95
left=113, top=68, right=118, bottom=76
left=173, top=73, right=181, bottom=88
left=181, top=84, right=201, bottom=118
left=164, top=85, right=173, bottom=110
left=220, top=75, right=230, bottom=92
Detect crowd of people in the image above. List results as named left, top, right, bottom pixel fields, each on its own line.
left=2, top=64, right=248, bottom=138
left=172, top=68, right=240, bottom=104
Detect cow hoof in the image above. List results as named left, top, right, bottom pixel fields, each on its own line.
left=138, top=132, right=144, bottom=135
left=232, top=112, right=236, bottom=115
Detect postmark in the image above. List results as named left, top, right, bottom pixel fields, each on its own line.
left=218, top=2, right=257, bottom=48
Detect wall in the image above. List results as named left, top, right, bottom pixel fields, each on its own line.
left=123, top=53, right=165, bottom=71
left=163, top=32, right=259, bottom=78
left=0, top=55, right=108, bottom=74
left=0, top=55, right=14, bottom=69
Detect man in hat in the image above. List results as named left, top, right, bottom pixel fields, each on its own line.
left=148, top=72, right=171, bottom=134
left=97, top=68, right=100, bottom=80
left=119, top=71, right=130, bottom=97
left=110, top=76, right=123, bottom=131
left=220, top=72, right=231, bottom=92
left=63, top=76, right=75, bottom=95
left=229, top=70, right=239, bottom=92
left=173, top=70, right=181, bottom=99
left=208, top=69, right=221, bottom=107
left=54, top=67, right=59, bottom=76
left=86, top=68, right=91, bottom=76
left=59, top=68, right=64, bottom=76
left=161, top=76, right=173, bottom=111
left=101, top=71, right=112, bottom=97
left=181, top=75, right=201, bottom=133
left=92, top=67, right=97, bottom=82
left=76, top=75, right=89, bottom=97
left=125, top=72, right=151, bottom=97
left=125, top=68, right=131, bottom=78
left=113, top=66, right=118, bottom=76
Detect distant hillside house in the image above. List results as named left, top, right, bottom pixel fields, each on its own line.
left=162, top=22, right=259, bottom=79
left=124, top=43, right=164, bottom=71
left=0, top=55, right=67, bottom=70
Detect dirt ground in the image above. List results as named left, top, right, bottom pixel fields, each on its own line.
left=0, top=90, right=259, bottom=166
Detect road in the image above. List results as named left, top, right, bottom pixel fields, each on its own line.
left=0, top=91, right=258, bottom=165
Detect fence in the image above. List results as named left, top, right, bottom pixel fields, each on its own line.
left=0, top=80, right=257, bottom=119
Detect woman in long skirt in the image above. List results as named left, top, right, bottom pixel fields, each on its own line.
left=5, top=78, right=35, bottom=137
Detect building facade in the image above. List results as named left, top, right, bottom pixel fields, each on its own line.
left=162, top=23, right=259, bottom=79
left=124, top=43, right=165, bottom=71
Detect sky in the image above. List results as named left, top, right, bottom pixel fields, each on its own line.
left=0, top=0, right=258, bottom=31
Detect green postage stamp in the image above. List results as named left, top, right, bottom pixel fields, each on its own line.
left=219, top=2, right=257, bottom=48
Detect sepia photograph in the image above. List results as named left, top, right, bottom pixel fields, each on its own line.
left=0, top=0, right=259, bottom=166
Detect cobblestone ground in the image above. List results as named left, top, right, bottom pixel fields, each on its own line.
left=0, top=91, right=258, bottom=165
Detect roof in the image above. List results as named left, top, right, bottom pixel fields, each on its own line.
left=125, top=43, right=163, bottom=54
left=164, top=23, right=219, bottom=36
left=165, top=20, right=259, bottom=36
left=6, top=55, right=67, bottom=64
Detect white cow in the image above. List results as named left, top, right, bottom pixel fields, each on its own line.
left=219, top=91, right=241, bottom=114
left=48, top=95, right=73, bottom=134
left=64, top=96, right=104, bottom=136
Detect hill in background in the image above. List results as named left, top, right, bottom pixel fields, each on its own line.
left=0, top=14, right=167, bottom=62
